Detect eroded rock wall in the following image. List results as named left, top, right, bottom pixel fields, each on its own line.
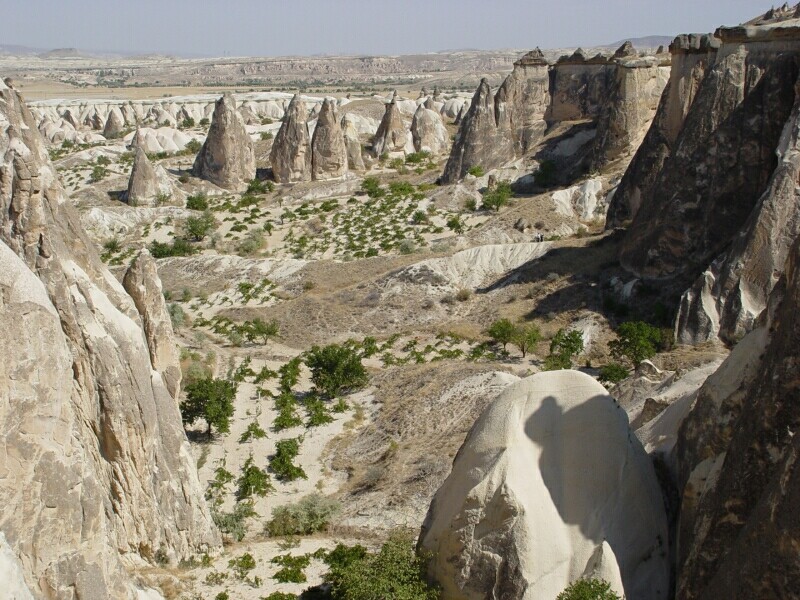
left=0, top=79, right=218, bottom=599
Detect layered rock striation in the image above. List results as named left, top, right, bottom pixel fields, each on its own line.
left=0, top=78, right=218, bottom=598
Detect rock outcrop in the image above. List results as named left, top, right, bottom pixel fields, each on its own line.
left=270, top=94, right=312, bottom=183
left=420, top=370, right=669, bottom=600
left=612, top=24, right=799, bottom=281
left=546, top=49, right=615, bottom=125
left=674, top=230, right=800, bottom=599
left=372, top=97, right=411, bottom=156
left=192, top=93, right=256, bottom=190
left=605, top=34, right=721, bottom=227
left=441, top=50, right=549, bottom=183
left=590, top=51, right=670, bottom=170
left=441, top=79, right=516, bottom=183
left=0, top=78, right=218, bottom=598
left=125, top=146, right=172, bottom=207
left=410, top=103, right=449, bottom=155
left=676, top=71, right=800, bottom=344
left=123, top=250, right=182, bottom=400
left=310, top=98, right=348, bottom=180
left=102, top=107, right=125, bottom=138
left=341, top=113, right=365, bottom=171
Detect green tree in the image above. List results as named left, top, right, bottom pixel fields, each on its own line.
left=185, top=210, right=216, bottom=241
left=556, top=579, right=621, bottom=600
left=278, top=357, right=302, bottom=394
left=242, top=318, right=280, bottom=345
left=544, top=328, right=584, bottom=370
left=608, top=321, right=662, bottom=368
left=481, top=182, right=513, bottom=211
left=180, top=377, right=237, bottom=436
left=512, top=324, right=541, bottom=358
left=305, top=343, right=368, bottom=399
left=326, top=531, right=438, bottom=600
left=487, top=318, right=515, bottom=351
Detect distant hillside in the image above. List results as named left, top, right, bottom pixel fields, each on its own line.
left=38, top=47, right=83, bottom=58
left=0, top=43, right=45, bottom=55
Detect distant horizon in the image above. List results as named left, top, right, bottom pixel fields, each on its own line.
left=0, top=0, right=767, bottom=59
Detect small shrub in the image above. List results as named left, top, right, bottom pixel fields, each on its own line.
left=260, top=131, right=274, bottom=141
left=271, top=553, right=310, bottom=584
left=360, top=177, right=384, bottom=198
left=544, top=328, right=585, bottom=370
left=90, top=165, right=108, bottom=182
left=467, top=165, right=485, bottom=177
left=185, top=210, right=216, bottom=241
left=456, top=288, right=471, bottom=302
left=186, top=193, right=209, bottom=211
left=212, top=501, right=256, bottom=542
left=237, top=455, right=273, bottom=499
left=598, top=363, right=630, bottom=385
left=265, top=493, right=341, bottom=537
left=180, top=117, right=196, bottom=129
left=481, top=182, right=513, bottom=212
left=229, top=553, right=256, bottom=579
left=270, top=438, right=307, bottom=482
left=239, top=420, right=267, bottom=443
left=556, top=578, right=622, bottom=600
left=185, top=138, right=202, bottom=153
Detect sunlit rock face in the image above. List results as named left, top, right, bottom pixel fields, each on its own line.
left=420, top=370, right=669, bottom=600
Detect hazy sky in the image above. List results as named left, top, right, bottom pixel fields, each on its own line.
left=0, top=0, right=768, bottom=57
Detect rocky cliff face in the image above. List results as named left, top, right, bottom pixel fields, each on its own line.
left=192, top=93, right=256, bottom=190
left=676, top=69, right=800, bottom=344
left=441, top=79, right=516, bottom=183
left=0, top=79, right=218, bottom=599
left=613, top=24, right=799, bottom=282
left=270, top=94, right=312, bottom=183
left=420, top=371, right=669, bottom=600
left=310, top=98, right=348, bottom=180
left=441, top=50, right=549, bottom=183
left=590, top=54, right=670, bottom=170
left=605, top=34, right=720, bottom=227
left=674, top=230, right=800, bottom=600
left=546, top=49, right=615, bottom=125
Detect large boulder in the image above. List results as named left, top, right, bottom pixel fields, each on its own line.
left=192, top=93, right=256, bottom=190
left=270, top=94, right=312, bottom=183
left=311, top=98, right=348, bottom=180
left=372, top=97, right=411, bottom=156
left=410, top=104, right=449, bottom=155
left=420, top=370, right=669, bottom=600
left=0, top=79, right=218, bottom=598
